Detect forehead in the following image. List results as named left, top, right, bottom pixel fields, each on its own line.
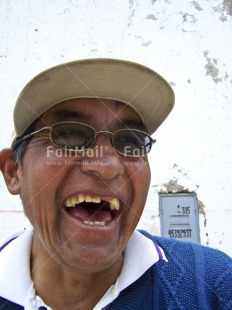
left=40, top=98, right=146, bottom=130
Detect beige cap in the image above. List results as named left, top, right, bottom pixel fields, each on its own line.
left=13, top=58, right=174, bottom=138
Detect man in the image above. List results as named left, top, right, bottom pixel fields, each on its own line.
left=0, top=58, right=231, bottom=310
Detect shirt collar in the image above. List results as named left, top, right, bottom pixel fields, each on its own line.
left=0, top=230, right=167, bottom=309
left=0, top=230, right=34, bottom=306
left=93, top=230, right=167, bottom=309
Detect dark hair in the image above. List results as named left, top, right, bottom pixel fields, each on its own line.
left=11, top=120, right=38, bottom=163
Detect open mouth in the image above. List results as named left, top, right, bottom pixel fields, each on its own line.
left=64, top=194, right=121, bottom=226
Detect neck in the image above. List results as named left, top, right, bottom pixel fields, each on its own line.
left=31, top=235, right=123, bottom=310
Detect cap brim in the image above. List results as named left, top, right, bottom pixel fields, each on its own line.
left=13, top=58, right=174, bottom=137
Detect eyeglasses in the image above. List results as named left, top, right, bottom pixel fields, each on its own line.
left=13, top=122, right=156, bottom=157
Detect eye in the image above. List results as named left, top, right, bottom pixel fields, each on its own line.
left=114, top=130, right=144, bottom=148
left=124, top=133, right=141, bottom=146
left=51, top=123, right=93, bottom=149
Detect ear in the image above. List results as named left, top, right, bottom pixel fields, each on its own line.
left=0, top=148, right=21, bottom=195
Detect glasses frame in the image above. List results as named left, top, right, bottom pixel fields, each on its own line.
left=13, top=121, right=156, bottom=157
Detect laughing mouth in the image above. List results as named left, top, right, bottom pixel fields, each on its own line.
left=64, top=194, right=121, bottom=226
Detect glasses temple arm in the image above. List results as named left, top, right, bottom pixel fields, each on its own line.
left=12, top=126, right=51, bottom=147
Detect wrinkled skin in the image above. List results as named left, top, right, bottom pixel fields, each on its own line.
left=1, top=98, right=151, bottom=310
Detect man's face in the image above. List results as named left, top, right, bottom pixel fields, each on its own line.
left=17, top=99, right=151, bottom=272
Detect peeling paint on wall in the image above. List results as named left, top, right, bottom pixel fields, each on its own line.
left=224, top=0, right=232, bottom=15
left=203, top=50, right=229, bottom=83
left=213, top=0, right=232, bottom=20
left=192, top=1, right=204, bottom=11
left=203, top=51, right=221, bottom=83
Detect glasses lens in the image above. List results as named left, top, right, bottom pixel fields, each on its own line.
left=113, top=130, right=152, bottom=156
left=51, top=123, right=95, bottom=150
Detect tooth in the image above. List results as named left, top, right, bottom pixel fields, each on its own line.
left=95, top=221, right=105, bottom=225
left=65, top=198, right=73, bottom=207
left=71, top=197, right=79, bottom=205
left=109, top=197, right=120, bottom=210
left=65, top=196, right=80, bottom=207
left=83, top=221, right=105, bottom=226
left=110, top=203, right=116, bottom=210
left=93, top=196, right=101, bottom=203
left=85, top=195, right=93, bottom=202
left=83, top=221, right=94, bottom=225
left=78, top=194, right=85, bottom=203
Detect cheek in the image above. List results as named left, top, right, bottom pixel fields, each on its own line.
left=135, top=166, right=150, bottom=208
left=18, top=154, right=61, bottom=229
left=132, top=158, right=151, bottom=187
left=118, top=160, right=151, bottom=243
left=126, top=159, right=151, bottom=214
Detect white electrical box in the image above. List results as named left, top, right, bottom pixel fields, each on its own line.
left=159, top=193, right=200, bottom=243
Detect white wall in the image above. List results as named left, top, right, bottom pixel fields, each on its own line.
left=0, top=0, right=231, bottom=257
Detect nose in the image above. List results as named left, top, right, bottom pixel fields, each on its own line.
left=79, top=135, right=125, bottom=180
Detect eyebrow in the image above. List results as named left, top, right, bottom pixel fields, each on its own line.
left=47, top=109, right=147, bottom=131
left=49, top=110, right=91, bottom=122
